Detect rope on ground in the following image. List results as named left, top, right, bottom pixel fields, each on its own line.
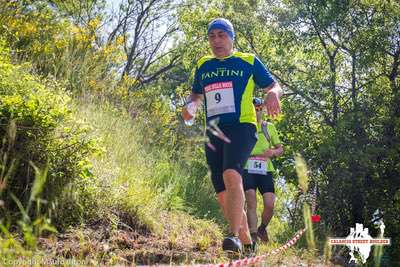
left=195, top=185, right=318, bottom=267
left=195, top=227, right=307, bottom=267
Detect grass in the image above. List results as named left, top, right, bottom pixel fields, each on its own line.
left=75, top=94, right=221, bottom=232
left=0, top=93, right=334, bottom=266
left=0, top=93, right=227, bottom=265
left=71, top=97, right=328, bottom=265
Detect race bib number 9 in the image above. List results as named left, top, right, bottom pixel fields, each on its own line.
left=246, top=156, right=267, bottom=175
left=205, top=81, right=235, bottom=117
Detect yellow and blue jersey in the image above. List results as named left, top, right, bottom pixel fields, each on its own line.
left=192, top=52, right=274, bottom=126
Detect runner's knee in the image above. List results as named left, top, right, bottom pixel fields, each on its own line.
left=264, top=202, right=274, bottom=211
left=223, top=169, right=242, bottom=189
left=245, top=191, right=257, bottom=210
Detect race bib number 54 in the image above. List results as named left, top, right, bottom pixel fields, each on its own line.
left=247, top=156, right=267, bottom=175
left=205, top=81, right=235, bottom=117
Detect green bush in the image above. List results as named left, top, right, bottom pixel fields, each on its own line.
left=0, top=42, right=99, bottom=227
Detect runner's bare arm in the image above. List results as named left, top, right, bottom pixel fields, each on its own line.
left=182, top=93, right=203, bottom=121
left=262, top=143, right=283, bottom=159
left=263, top=82, right=283, bottom=118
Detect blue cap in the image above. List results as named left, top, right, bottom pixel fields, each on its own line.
left=207, top=18, right=235, bottom=40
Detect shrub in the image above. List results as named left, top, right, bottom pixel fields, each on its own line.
left=0, top=41, right=99, bottom=227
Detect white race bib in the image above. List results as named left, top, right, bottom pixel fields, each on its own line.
left=246, top=156, right=267, bottom=175
left=205, top=81, right=235, bottom=117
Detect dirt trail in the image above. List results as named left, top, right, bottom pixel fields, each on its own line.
left=37, top=221, right=336, bottom=266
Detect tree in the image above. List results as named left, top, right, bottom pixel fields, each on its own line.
left=106, top=0, right=181, bottom=89
left=255, top=0, right=400, bottom=262
left=177, top=0, right=399, bottom=263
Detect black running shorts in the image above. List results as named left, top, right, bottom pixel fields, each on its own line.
left=243, top=170, right=275, bottom=194
left=205, top=123, right=257, bottom=194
